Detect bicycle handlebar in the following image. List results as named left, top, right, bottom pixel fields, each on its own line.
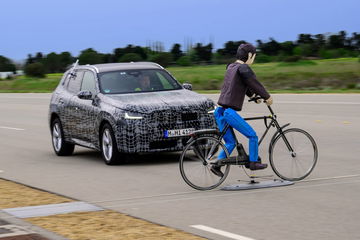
left=248, top=96, right=275, bottom=116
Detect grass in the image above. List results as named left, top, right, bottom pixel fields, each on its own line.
left=0, top=58, right=359, bottom=93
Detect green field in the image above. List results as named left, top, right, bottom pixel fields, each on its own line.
left=0, top=58, right=359, bottom=93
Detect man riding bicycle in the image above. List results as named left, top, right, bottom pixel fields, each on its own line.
left=211, top=43, right=273, bottom=177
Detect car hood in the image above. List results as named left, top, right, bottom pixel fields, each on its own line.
left=102, top=90, right=214, bottom=114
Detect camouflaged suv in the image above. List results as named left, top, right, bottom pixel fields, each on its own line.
left=49, top=62, right=216, bottom=164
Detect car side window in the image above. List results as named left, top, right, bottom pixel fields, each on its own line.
left=81, top=71, right=97, bottom=94
left=67, top=71, right=84, bottom=94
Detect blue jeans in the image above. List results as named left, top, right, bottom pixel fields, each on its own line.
left=214, top=107, right=258, bottom=162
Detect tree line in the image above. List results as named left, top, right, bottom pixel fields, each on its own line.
left=0, top=31, right=359, bottom=78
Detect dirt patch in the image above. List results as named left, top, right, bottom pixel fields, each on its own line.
left=27, top=211, right=205, bottom=240
left=0, top=179, right=72, bottom=209
left=0, top=179, right=205, bottom=239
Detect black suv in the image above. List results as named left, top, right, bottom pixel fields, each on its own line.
left=49, top=62, right=216, bottom=164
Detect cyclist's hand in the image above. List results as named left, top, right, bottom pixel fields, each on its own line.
left=264, top=96, right=273, bottom=106
left=250, top=94, right=262, bottom=104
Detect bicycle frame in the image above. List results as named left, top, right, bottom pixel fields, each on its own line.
left=214, top=106, right=295, bottom=155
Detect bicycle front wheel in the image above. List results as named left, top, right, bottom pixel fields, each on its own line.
left=179, top=136, right=230, bottom=190
left=270, top=128, right=318, bottom=181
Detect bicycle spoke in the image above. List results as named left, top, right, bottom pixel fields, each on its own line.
left=270, top=128, right=317, bottom=181
left=180, top=136, right=230, bottom=190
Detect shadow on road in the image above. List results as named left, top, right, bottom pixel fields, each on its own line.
left=71, top=148, right=180, bottom=166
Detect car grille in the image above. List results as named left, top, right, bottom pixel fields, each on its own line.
left=181, top=112, right=197, bottom=121
left=149, top=109, right=200, bottom=128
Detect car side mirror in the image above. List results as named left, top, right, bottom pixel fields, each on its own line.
left=182, top=83, right=192, bottom=91
left=77, top=90, right=93, bottom=100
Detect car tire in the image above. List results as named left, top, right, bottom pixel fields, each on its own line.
left=101, top=123, right=122, bottom=165
left=51, top=118, right=75, bottom=156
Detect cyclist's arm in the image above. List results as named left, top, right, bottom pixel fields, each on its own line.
left=240, top=66, right=270, bottom=100
left=246, top=88, right=254, bottom=98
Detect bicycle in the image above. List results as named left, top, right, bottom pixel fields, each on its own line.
left=179, top=98, right=318, bottom=190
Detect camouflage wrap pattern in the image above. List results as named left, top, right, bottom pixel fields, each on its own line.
left=49, top=70, right=216, bottom=153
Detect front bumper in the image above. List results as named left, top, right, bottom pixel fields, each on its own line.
left=114, top=111, right=216, bottom=153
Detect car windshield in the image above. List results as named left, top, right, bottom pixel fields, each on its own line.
left=98, top=69, right=182, bottom=94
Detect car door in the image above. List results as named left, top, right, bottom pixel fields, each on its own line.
left=73, top=70, right=100, bottom=144
left=65, top=70, right=84, bottom=140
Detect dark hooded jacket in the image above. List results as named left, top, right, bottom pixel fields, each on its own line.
left=217, top=63, right=270, bottom=111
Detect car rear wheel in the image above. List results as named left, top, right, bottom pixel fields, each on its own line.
left=51, top=118, right=75, bottom=156
left=101, top=123, right=122, bottom=165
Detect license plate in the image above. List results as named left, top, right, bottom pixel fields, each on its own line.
left=164, top=128, right=195, bottom=138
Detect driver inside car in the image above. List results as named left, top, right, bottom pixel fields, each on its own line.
left=211, top=43, right=273, bottom=177
left=135, top=74, right=153, bottom=91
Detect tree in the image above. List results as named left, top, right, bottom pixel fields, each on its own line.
left=257, top=38, right=281, bottom=56
left=43, top=52, right=61, bottom=73
left=176, top=56, right=192, bottom=66
left=193, top=43, right=213, bottom=62
left=59, top=52, right=74, bottom=71
left=280, top=41, right=296, bottom=56
left=149, top=53, right=173, bottom=67
left=118, top=53, right=142, bottom=62
left=0, top=55, right=16, bottom=72
left=78, top=48, right=103, bottom=65
left=217, top=40, right=247, bottom=57
left=113, top=45, right=147, bottom=61
left=297, top=34, right=314, bottom=45
left=170, top=43, right=183, bottom=61
left=34, top=52, right=44, bottom=63
left=25, top=62, right=45, bottom=78
left=325, top=31, right=348, bottom=50
left=25, top=54, right=34, bottom=65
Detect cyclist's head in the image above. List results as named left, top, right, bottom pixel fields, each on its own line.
left=236, top=43, right=256, bottom=64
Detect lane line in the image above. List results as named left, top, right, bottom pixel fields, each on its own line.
left=101, top=180, right=360, bottom=208
left=0, top=126, right=25, bottom=131
left=0, top=170, right=4, bottom=173
left=300, top=174, right=360, bottom=182
left=90, top=174, right=360, bottom=205
left=276, top=101, right=360, bottom=105
left=191, top=225, right=255, bottom=240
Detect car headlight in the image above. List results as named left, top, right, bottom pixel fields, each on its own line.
left=124, top=112, right=143, bottom=120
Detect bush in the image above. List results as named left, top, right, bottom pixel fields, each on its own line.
left=149, top=53, right=173, bottom=67
left=278, top=60, right=317, bottom=67
left=118, top=53, right=142, bottom=62
left=25, top=62, right=46, bottom=78
left=176, top=56, right=192, bottom=66
left=255, top=54, right=272, bottom=63
left=283, top=56, right=301, bottom=62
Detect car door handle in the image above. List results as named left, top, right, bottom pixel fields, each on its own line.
left=59, top=99, right=65, bottom=104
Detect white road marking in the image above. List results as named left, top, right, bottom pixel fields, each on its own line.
left=191, top=225, right=255, bottom=240
left=92, top=175, right=360, bottom=205
left=277, top=101, right=360, bottom=105
left=0, top=170, right=4, bottom=173
left=300, top=174, right=360, bottom=182
left=101, top=180, right=360, bottom=208
left=0, top=126, right=25, bottom=131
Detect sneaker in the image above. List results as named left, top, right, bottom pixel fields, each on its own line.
left=249, top=162, right=268, bottom=170
left=210, top=165, right=224, bottom=178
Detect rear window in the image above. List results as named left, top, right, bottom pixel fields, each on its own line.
left=98, top=69, right=182, bottom=94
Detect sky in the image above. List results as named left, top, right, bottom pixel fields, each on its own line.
left=1, top=0, right=359, bottom=61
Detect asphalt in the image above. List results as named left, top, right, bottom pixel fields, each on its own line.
left=0, top=93, right=360, bottom=240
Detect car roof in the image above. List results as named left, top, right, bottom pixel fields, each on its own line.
left=78, top=62, right=164, bottom=73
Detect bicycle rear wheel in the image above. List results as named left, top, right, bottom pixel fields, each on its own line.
left=179, top=136, right=230, bottom=190
left=269, top=128, right=318, bottom=181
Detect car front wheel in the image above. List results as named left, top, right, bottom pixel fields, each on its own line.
left=51, top=118, right=75, bottom=156
left=101, top=123, right=122, bottom=165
